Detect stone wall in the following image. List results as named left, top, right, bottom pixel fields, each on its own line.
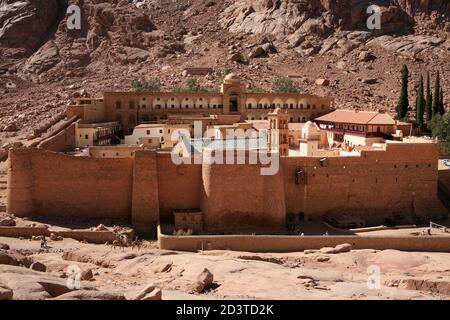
left=131, top=151, right=160, bottom=236
left=282, top=142, right=445, bottom=225
left=156, top=154, right=202, bottom=221
left=7, top=148, right=134, bottom=220
left=37, top=122, right=76, bottom=152
left=201, top=160, right=286, bottom=230
left=6, top=141, right=447, bottom=237
left=158, top=229, right=450, bottom=253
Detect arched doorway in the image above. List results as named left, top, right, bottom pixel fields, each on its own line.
left=229, top=94, right=239, bottom=113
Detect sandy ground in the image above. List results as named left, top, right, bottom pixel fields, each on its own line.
left=1, top=233, right=450, bottom=300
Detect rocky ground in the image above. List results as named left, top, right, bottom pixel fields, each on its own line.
left=0, top=0, right=449, bottom=152
left=1, top=232, right=450, bottom=300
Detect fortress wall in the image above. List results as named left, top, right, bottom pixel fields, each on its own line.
left=37, top=122, right=76, bottom=152
left=131, top=151, right=160, bottom=236
left=7, top=149, right=35, bottom=217
left=156, top=154, right=202, bottom=222
left=201, top=160, right=286, bottom=230
left=281, top=143, right=444, bottom=224
left=158, top=231, right=450, bottom=253
left=8, top=148, right=134, bottom=219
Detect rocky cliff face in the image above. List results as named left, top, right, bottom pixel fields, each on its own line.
left=0, top=0, right=65, bottom=58
left=0, top=0, right=449, bottom=147
left=221, top=0, right=449, bottom=57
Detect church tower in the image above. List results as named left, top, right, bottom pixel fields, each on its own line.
left=268, top=108, right=289, bottom=156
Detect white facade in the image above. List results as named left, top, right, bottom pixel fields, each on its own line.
left=124, top=124, right=166, bottom=147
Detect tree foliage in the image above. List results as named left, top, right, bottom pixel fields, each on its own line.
left=432, top=71, right=441, bottom=116
left=132, top=79, right=161, bottom=92
left=396, top=65, right=409, bottom=119
left=426, top=72, right=433, bottom=121
left=273, top=78, right=298, bottom=93
left=415, top=75, right=425, bottom=132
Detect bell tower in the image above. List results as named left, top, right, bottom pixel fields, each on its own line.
left=268, top=108, right=289, bottom=157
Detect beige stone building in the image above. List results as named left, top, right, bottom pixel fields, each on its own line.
left=67, top=74, right=333, bottom=136
left=75, top=122, right=121, bottom=148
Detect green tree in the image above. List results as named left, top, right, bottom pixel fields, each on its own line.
left=273, top=78, right=298, bottom=93
left=415, top=75, right=425, bottom=132
left=132, top=79, right=161, bottom=92
left=249, top=86, right=266, bottom=93
left=396, top=65, right=409, bottom=119
left=428, top=114, right=445, bottom=140
left=439, top=88, right=445, bottom=115
left=432, top=71, right=441, bottom=116
left=426, top=72, right=433, bottom=121
left=428, top=113, right=450, bottom=156
left=183, top=79, right=208, bottom=92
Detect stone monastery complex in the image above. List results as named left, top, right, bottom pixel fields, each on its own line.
left=6, top=75, right=448, bottom=237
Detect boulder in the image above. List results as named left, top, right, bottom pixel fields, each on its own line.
left=0, top=251, right=19, bottom=266
left=315, top=78, right=330, bottom=86
left=334, top=243, right=352, bottom=253
left=261, top=42, right=275, bottom=53
left=228, top=52, right=245, bottom=63
left=359, top=51, right=376, bottom=62
left=362, top=78, right=378, bottom=85
left=54, top=290, right=126, bottom=300
left=133, top=284, right=162, bottom=300
left=319, top=247, right=337, bottom=254
left=0, top=216, right=16, bottom=226
left=0, top=265, right=74, bottom=300
left=23, top=40, right=60, bottom=74
left=1, top=124, right=18, bottom=133
left=81, top=269, right=93, bottom=281
left=0, top=243, right=10, bottom=250
left=30, top=262, right=47, bottom=272
left=194, top=268, right=214, bottom=293
left=319, top=243, right=352, bottom=254
left=0, top=284, right=13, bottom=300
left=248, top=46, right=266, bottom=59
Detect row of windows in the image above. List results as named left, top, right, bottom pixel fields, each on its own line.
left=247, top=103, right=325, bottom=110
left=115, top=100, right=223, bottom=110
left=115, top=100, right=327, bottom=110
left=117, top=114, right=316, bottom=124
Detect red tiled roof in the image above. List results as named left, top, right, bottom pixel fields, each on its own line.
left=315, top=110, right=395, bottom=125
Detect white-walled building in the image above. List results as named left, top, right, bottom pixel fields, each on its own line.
left=124, top=124, right=166, bottom=148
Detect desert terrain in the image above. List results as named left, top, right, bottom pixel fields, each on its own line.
left=1, top=213, right=450, bottom=300
left=1, top=233, right=450, bottom=300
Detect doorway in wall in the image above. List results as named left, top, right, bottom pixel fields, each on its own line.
left=229, top=94, right=239, bottom=113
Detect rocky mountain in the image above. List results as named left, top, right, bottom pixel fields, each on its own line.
left=0, top=0, right=449, bottom=146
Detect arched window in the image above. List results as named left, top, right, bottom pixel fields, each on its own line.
left=115, top=101, right=121, bottom=109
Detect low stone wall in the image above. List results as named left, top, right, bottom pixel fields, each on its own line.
left=0, top=227, right=50, bottom=238
left=37, top=120, right=76, bottom=152
left=0, top=227, right=134, bottom=244
left=158, top=227, right=450, bottom=253
left=55, top=230, right=122, bottom=244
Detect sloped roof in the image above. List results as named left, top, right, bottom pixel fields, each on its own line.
left=315, top=110, right=395, bottom=125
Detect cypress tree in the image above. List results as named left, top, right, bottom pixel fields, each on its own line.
left=396, top=65, right=409, bottom=120
left=440, top=88, right=445, bottom=115
left=432, top=71, right=441, bottom=116
left=426, top=72, right=432, bottom=121
left=416, top=75, right=425, bottom=132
